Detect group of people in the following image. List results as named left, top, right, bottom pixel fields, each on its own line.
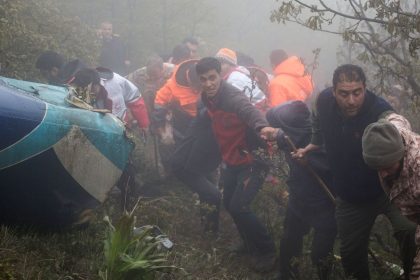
left=33, top=21, right=420, bottom=280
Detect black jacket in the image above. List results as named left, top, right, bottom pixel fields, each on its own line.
left=266, top=101, right=333, bottom=207
left=99, top=36, right=127, bottom=75
left=315, top=88, right=393, bottom=203
left=171, top=102, right=221, bottom=175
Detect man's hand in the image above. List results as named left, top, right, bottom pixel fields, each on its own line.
left=260, top=127, right=279, bottom=141
left=291, top=148, right=309, bottom=166
left=292, top=148, right=307, bottom=160
left=291, top=143, right=320, bottom=165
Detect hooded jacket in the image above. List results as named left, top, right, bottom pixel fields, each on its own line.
left=266, top=101, right=333, bottom=207
left=154, top=59, right=199, bottom=118
left=153, top=60, right=200, bottom=137
left=268, top=56, right=313, bottom=107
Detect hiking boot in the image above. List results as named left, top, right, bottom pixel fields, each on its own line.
left=251, top=252, right=277, bottom=272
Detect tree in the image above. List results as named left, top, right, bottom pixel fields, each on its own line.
left=53, top=0, right=218, bottom=69
left=0, top=0, right=99, bottom=81
left=271, top=0, right=420, bottom=96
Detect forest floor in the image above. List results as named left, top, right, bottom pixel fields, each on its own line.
left=0, top=174, right=406, bottom=280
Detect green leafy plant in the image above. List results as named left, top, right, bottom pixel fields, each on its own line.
left=99, top=205, right=177, bottom=280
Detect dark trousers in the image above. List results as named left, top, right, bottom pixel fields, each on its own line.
left=221, top=162, right=275, bottom=255
left=279, top=196, right=337, bottom=280
left=175, top=169, right=221, bottom=232
left=336, top=194, right=417, bottom=280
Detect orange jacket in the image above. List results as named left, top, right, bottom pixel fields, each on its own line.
left=154, top=60, right=199, bottom=117
left=268, top=56, right=313, bottom=108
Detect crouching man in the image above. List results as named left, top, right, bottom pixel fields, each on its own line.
left=195, top=57, right=278, bottom=272
left=266, top=101, right=337, bottom=280
left=362, top=113, right=420, bottom=280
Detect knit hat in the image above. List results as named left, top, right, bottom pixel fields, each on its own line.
left=215, top=48, right=237, bottom=66
left=362, top=119, right=405, bottom=169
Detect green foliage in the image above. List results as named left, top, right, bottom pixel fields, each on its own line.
left=99, top=208, right=176, bottom=280
left=0, top=0, right=99, bottom=81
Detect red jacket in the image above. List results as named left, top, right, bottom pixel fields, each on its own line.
left=126, top=97, right=149, bottom=128
left=268, top=56, right=313, bottom=107
left=203, top=81, right=268, bottom=166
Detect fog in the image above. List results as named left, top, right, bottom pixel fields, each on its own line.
left=201, top=0, right=343, bottom=88
left=24, top=0, right=345, bottom=88
left=78, top=0, right=344, bottom=88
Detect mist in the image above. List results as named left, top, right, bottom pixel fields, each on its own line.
left=55, top=0, right=343, bottom=89
left=203, top=0, right=342, bottom=88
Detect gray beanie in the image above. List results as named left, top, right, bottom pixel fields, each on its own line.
left=362, top=119, right=405, bottom=169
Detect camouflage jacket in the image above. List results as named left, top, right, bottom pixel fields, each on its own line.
left=384, top=113, right=420, bottom=244
left=126, top=63, right=174, bottom=113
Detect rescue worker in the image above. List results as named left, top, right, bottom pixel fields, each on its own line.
left=267, top=101, right=336, bottom=280
left=215, top=48, right=265, bottom=105
left=170, top=44, right=193, bottom=65
left=362, top=114, right=420, bottom=280
left=126, top=55, right=175, bottom=116
left=170, top=104, right=222, bottom=234
left=71, top=68, right=148, bottom=204
left=195, top=57, right=278, bottom=272
left=268, top=49, right=313, bottom=107
left=248, top=66, right=272, bottom=113
left=35, top=51, right=85, bottom=85
left=96, top=67, right=149, bottom=131
left=70, top=68, right=110, bottom=111
left=182, top=36, right=200, bottom=59
left=167, top=50, right=258, bottom=236
left=71, top=67, right=149, bottom=131
left=98, top=21, right=130, bottom=75
left=293, top=64, right=416, bottom=280
left=153, top=59, right=200, bottom=143
left=126, top=55, right=175, bottom=176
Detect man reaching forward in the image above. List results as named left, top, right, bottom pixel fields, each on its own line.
left=195, top=57, right=278, bottom=272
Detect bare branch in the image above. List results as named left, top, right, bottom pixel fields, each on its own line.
left=317, top=0, right=390, bottom=25
left=294, top=0, right=327, bottom=12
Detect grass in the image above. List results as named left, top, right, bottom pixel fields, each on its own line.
left=0, top=139, right=407, bottom=280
